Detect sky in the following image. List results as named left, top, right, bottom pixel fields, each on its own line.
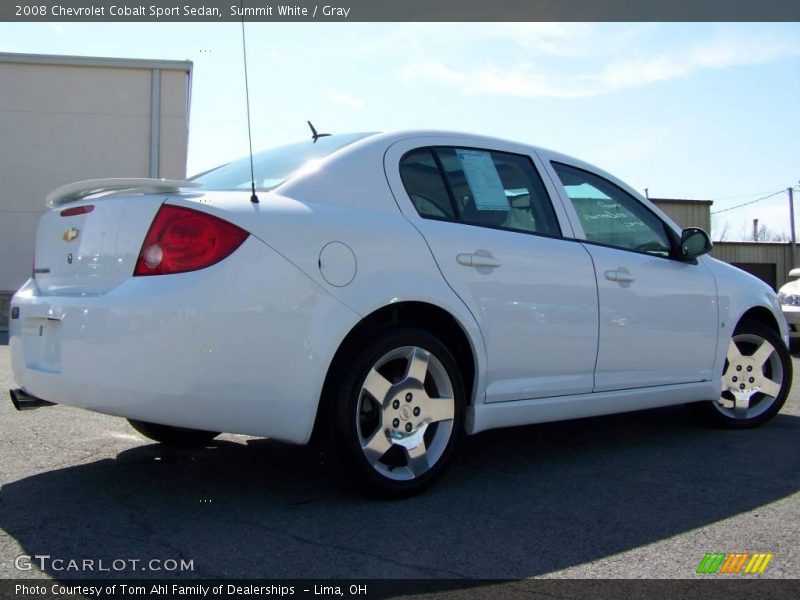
left=1, top=21, right=798, bottom=239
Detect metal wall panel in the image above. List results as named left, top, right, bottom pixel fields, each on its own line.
left=652, top=200, right=712, bottom=233
left=712, top=242, right=798, bottom=290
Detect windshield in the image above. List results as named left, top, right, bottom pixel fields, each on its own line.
left=192, top=132, right=375, bottom=192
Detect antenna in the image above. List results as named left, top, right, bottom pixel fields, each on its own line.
left=240, top=1, right=258, bottom=204
left=307, top=121, right=331, bottom=144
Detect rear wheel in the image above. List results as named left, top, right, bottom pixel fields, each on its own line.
left=319, top=328, right=465, bottom=498
left=692, top=319, right=791, bottom=428
left=128, top=419, right=220, bottom=446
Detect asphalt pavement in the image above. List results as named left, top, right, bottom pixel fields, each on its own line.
left=0, top=339, right=798, bottom=580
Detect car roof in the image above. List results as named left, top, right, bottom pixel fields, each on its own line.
left=351, top=129, right=605, bottom=173
left=349, top=129, right=627, bottom=190
left=360, top=129, right=550, bottom=154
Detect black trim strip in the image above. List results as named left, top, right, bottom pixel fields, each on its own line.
left=430, top=148, right=461, bottom=219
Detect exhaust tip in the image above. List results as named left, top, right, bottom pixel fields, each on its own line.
left=9, top=389, right=56, bottom=411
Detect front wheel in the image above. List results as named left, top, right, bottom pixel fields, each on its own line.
left=692, top=319, right=792, bottom=428
left=128, top=419, right=220, bottom=446
left=319, top=328, right=465, bottom=499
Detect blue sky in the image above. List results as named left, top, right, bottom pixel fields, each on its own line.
left=1, top=22, right=798, bottom=239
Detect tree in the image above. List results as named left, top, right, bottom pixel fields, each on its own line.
left=710, top=215, right=730, bottom=241
left=736, top=222, right=789, bottom=242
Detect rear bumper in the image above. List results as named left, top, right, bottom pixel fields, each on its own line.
left=9, top=236, right=360, bottom=444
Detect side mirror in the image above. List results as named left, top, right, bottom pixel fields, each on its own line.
left=680, top=227, right=713, bottom=259
left=788, top=268, right=800, bottom=279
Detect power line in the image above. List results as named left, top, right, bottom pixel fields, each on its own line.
left=706, top=188, right=790, bottom=202
left=710, top=190, right=787, bottom=215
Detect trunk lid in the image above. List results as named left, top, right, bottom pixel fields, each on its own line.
left=34, top=195, right=165, bottom=295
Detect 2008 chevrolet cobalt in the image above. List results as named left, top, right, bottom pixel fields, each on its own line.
left=9, top=130, right=791, bottom=497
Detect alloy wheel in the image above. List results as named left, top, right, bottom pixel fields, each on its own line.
left=718, top=333, right=784, bottom=420
left=356, top=345, right=455, bottom=481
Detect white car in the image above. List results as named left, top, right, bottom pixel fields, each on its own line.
left=9, top=130, right=792, bottom=497
left=778, top=268, right=800, bottom=343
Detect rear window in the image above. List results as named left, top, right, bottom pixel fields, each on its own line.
left=193, top=132, right=375, bottom=192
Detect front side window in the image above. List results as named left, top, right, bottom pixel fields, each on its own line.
left=399, top=146, right=561, bottom=237
left=552, top=162, right=672, bottom=257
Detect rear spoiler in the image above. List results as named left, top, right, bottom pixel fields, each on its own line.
left=46, top=178, right=203, bottom=208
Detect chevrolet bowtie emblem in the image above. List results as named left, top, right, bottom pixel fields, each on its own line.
left=62, top=227, right=80, bottom=243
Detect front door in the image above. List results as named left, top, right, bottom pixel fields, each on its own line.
left=548, top=161, right=719, bottom=392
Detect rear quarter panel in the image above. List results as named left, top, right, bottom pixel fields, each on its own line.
left=166, top=143, right=489, bottom=407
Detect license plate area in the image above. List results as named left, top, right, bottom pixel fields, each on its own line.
left=22, top=318, right=62, bottom=373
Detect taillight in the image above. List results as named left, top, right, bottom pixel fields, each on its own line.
left=134, top=205, right=248, bottom=276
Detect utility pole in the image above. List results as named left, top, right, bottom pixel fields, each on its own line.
left=789, top=187, right=796, bottom=268
left=753, top=218, right=759, bottom=241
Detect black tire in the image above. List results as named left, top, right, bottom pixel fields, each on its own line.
left=128, top=419, right=220, bottom=446
left=690, top=319, right=792, bottom=428
left=318, top=327, right=465, bottom=499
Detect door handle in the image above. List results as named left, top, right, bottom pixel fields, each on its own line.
left=604, top=268, right=635, bottom=283
left=457, top=253, right=502, bottom=268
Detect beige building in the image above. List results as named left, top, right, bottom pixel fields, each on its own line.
left=0, top=52, right=193, bottom=330
left=711, top=241, right=797, bottom=290
left=651, top=197, right=712, bottom=234
left=652, top=197, right=797, bottom=290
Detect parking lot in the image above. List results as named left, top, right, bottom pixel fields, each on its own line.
left=0, top=337, right=798, bottom=580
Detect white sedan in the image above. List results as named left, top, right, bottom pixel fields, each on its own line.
left=9, top=130, right=792, bottom=498
left=778, top=268, right=800, bottom=343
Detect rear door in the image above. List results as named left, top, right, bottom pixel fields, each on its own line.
left=384, top=137, right=599, bottom=403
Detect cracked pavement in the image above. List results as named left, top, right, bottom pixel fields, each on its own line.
left=0, top=340, right=798, bottom=580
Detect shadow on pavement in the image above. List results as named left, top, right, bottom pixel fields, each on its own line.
left=1, top=405, right=799, bottom=579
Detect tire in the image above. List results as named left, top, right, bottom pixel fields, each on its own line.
left=318, top=327, right=465, bottom=499
left=128, top=419, right=220, bottom=446
left=691, top=319, right=792, bottom=428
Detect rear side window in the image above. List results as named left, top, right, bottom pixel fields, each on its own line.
left=552, top=162, right=672, bottom=257
left=399, top=149, right=456, bottom=219
left=399, top=147, right=561, bottom=237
